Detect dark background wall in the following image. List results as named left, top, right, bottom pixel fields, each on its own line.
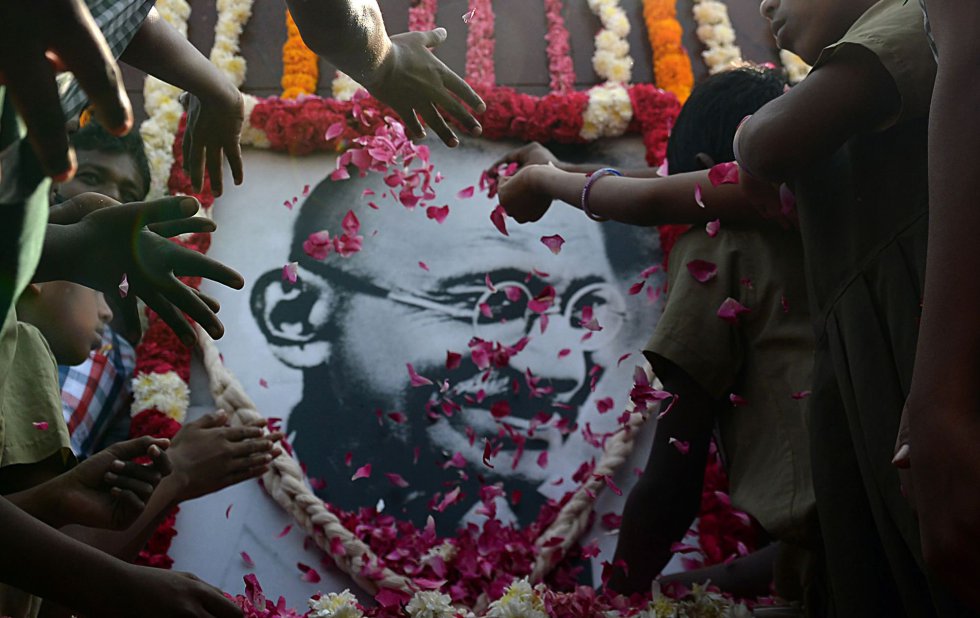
left=122, top=0, right=778, bottom=121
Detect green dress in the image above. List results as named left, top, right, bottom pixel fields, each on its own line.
left=797, top=2, right=972, bottom=615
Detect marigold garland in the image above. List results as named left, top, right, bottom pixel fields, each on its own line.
left=282, top=9, right=319, bottom=99
left=642, top=0, right=694, bottom=103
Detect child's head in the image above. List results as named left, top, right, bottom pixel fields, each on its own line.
left=56, top=121, right=151, bottom=204
left=759, top=0, right=878, bottom=64
left=667, top=65, right=786, bottom=174
left=16, top=283, right=113, bottom=365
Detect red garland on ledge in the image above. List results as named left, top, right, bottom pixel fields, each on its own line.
left=136, top=90, right=758, bottom=596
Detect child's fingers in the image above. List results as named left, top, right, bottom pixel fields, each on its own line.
left=104, top=436, right=169, bottom=461
left=105, top=471, right=157, bottom=501
left=148, top=445, right=173, bottom=477
left=109, top=487, right=146, bottom=521
left=226, top=438, right=276, bottom=458
left=109, top=459, right=164, bottom=486
left=221, top=425, right=265, bottom=444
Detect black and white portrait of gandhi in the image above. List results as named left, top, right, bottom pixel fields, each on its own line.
left=249, top=137, right=660, bottom=535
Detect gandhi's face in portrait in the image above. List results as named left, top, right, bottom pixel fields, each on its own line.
left=252, top=140, right=654, bottom=533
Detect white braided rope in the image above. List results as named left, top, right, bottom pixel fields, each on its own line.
left=529, top=405, right=649, bottom=582
left=194, top=325, right=414, bottom=595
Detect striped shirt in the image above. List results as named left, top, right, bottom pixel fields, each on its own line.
left=59, top=0, right=155, bottom=119
left=59, top=326, right=136, bottom=457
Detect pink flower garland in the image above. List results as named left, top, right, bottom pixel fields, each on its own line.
left=544, top=0, right=575, bottom=94
left=464, top=0, right=495, bottom=91
left=407, top=0, right=438, bottom=33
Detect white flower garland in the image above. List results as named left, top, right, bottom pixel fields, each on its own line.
left=308, top=590, right=364, bottom=618
left=132, top=371, right=189, bottom=423
left=141, top=0, right=253, bottom=197
left=486, top=579, right=548, bottom=618
left=209, top=0, right=254, bottom=88
left=580, top=81, right=634, bottom=140
left=405, top=591, right=457, bottom=618
left=581, top=0, right=633, bottom=140
left=692, top=0, right=743, bottom=74
left=140, top=0, right=191, bottom=198
left=587, top=0, right=633, bottom=83
left=780, top=49, right=811, bottom=84
left=331, top=71, right=363, bottom=102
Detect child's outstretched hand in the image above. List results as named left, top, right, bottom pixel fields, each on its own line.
left=168, top=410, right=284, bottom=502
left=43, top=192, right=244, bottom=345
left=181, top=90, right=245, bottom=196
left=497, top=165, right=557, bottom=224
left=484, top=142, right=561, bottom=180
left=53, top=436, right=171, bottom=530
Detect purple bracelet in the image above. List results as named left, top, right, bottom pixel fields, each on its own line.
left=581, top=168, right=622, bottom=222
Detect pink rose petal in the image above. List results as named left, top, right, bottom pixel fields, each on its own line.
left=617, top=352, right=632, bottom=366
left=557, top=348, right=571, bottom=359
left=536, top=451, right=548, bottom=469
left=418, top=261, right=429, bottom=271
left=330, top=166, right=350, bottom=182
left=361, top=188, right=376, bottom=198
left=484, top=273, right=497, bottom=292
left=686, top=259, right=718, bottom=283
left=482, top=439, right=495, bottom=468
left=407, top=363, right=433, bottom=387
left=694, top=183, right=706, bottom=208
left=730, top=393, right=749, bottom=407
left=490, top=400, right=511, bottom=420
left=669, top=437, right=691, bottom=454
left=629, top=281, right=645, bottom=295
left=258, top=378, right=268, bottom=388
left=297, top=563, right=321, bottom=583
left=281, top=262, right=298, bottom=284
left=706, top=219, right=720, bottom=237
left=384, top=472, right=409, bottom=488
left=490, top=205, right=509, bottom=236
left=528, top=286, right=556, bottom=313
left=717, top=297, right=751, bottom=324
left=32, top=421, right=49, bottom=431
left=426, top=205, right=450, bottom=223
left=302, top=184, right=310, bottom=196
left=433, top=486, right=462, bottom=512
left=596, top=397, right=615, bottom=414
left=540, top=234, right=565, bottom=255
left=324, top=122, right=344, bottom=141
left=240, top=551, right=254, bottom=568
left=445, top=351, right=462, bottom=370
left=457, top=186, right=475, bottom=199
left=118, top=274, right=129, bottom=298
left=276, top=524, right=292, bottom=538
left=708, top=161, right=740, bottom=186
left=225, top=504, right=233, bottom=519
left=341, top=210, right=360, bottom=235
left=351, top=463, right=372, bottom=481
left=462, top=8, right=477, bottom=23
left=302, top=230, right=332, bottom=260
left=792, top=390, right=812, bottom=400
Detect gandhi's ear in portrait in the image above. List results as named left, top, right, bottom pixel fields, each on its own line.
left=249, top=268, right=333, bottom=369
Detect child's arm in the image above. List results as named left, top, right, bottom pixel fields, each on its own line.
left=36, top=193, right=243, bottom=345
left=0, top=494, right=241, bottom=617
left=497, top=164, right=764, bottom=227
left=0, top=0, right=132, bottom=179
left=284, top=0, right=484, bottom=147
left=62, top=411, right=282, bottom=562
left=486, top=142, right=665, bottom=179
left=119, top=8, right=243, bottom=195
left=610, top=357, right=721, bottom=593
left=5, top=436, right=171, bottom=530
left=734, top=46, right=900, bottom=185
left=904, top=1, right=980, bottom=608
